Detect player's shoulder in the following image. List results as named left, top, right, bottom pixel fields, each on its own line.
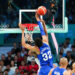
left=63, top=70, right=71, bottom=75
left=43, top=42, right=49, bottom=47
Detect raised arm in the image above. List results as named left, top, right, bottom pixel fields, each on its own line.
left=35, top=13, right=49, bottom=44
left=19, top=24, right=39, bottom=54
left=40, top=19, right=48, bottom=41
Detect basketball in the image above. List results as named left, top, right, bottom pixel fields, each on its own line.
left=37, top=6, right=47, bottom=15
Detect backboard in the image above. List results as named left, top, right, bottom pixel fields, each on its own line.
left=0, top=0, right=68, bottom=34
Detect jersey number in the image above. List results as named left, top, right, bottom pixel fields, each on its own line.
left=54, top=72, right=60, bottom=75
left=42, top=51, right=52, bottom=61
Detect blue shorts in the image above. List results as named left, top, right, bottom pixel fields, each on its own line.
left=38, top=65, right=52, bottom=75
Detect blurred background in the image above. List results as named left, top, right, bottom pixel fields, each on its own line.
left=0, top=0, right=75, bottom=75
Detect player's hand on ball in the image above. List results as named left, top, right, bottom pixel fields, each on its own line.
left=19, top=23, right=25, bottom=31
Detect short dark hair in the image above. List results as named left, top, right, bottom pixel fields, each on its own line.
left=4, top=69, right=9, bottom=72
left=31, top=71, right=37, bottom=74
left=34, top=38, right=43, bottom=48
left=71, top=45, right=75, bottom=48
left=71, top=51, right=75, bottom=59
left=66, top=38, right=70, bottom=41
left=0, top=72, right=3, bottom=74
left=24, top=70, right=28, bottom=73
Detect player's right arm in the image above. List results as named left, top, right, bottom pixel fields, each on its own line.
left=28, top=50, right=37, bottom=58
left=19, top=24, right=39, bottom=54
left=40, top=19, right=49, bottom=42
left=35, top=13, right=49, bottom=45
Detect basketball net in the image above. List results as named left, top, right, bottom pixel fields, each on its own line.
left=25, top=33, right=33, bottom=42
left=22, top=23, right=38, bottom=42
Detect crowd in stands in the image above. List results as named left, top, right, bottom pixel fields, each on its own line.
left=0, top=42, right=38, bottom=75
left=59, top=38, right=75, bottom=69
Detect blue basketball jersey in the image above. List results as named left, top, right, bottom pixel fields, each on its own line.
left=37, top=43, right=53, bottom=67
left=72, top=73, right=75, bottom=75
left=52, top=67, right=66, bottom=75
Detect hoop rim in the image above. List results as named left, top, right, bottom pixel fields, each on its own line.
left=22, top=23, right=38, bottom=27
left=22, top=23, right=38, bottom=31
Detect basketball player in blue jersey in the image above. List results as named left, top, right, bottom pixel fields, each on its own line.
left=19, top=12, right=53, bottom=75
left=49, top=57, right=70, bottom=75
left=71, top=62, right=75, bottom=75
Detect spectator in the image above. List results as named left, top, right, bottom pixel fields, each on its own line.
left=0, top=66, right=2, bottom=72
left=14, top=68, right=20, bottom=75
left=14, top=55, right=20, bottom=67
left=23, top=70, right=29, bottom=75
left=0, top=60, right=6, bottom=72
left=5, top=55, right=13, bottom=66
left=6, top=64, right=15, bottom=75
left=1, top=54, right=6, bottom=66
left=69, top=45, right=75, bottom=66
left=59, top=53, right=63, bottom=59
left=68, top=50, right=75, bottom=69
left=31, top=71, right=37, bottom=75
left=10, top=60, right=17, bottom=72
left=21, top=48, right=27, bottom=57
left=0, top=72, right=3, bottom=75
left=7, top=51, right=12, bottom=57
left=65, top=38, right=72, bottom=48
left=71, top=45, right=75, bottom=52
left=29, top=60, right=38, bottom=72
left=11, top=42, right=17, bottom=54
left=60, top=43, right=71, bottom=56
left=4, top=69, right=9, bottom=75
left=17, top=52, right=24, bottom=63
left=65, top=51, right=71, bottom=63
left=11, top=43, right=21, bottom=54
left=23, top=55, right=27, bottom=63
left=19, top=61, right=29, bottom=75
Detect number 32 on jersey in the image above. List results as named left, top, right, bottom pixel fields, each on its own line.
left=42, top=51, right=52, bottom=61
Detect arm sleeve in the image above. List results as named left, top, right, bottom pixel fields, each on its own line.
left=37, top=21, right=45, bottom=36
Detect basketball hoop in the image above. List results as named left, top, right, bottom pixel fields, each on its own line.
left=22, top=23, right=38, bottom=42
left=22, top=23, right=38, bottom=31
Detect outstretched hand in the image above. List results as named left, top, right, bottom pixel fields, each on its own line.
left=19, top=23, right=25, bottom=32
